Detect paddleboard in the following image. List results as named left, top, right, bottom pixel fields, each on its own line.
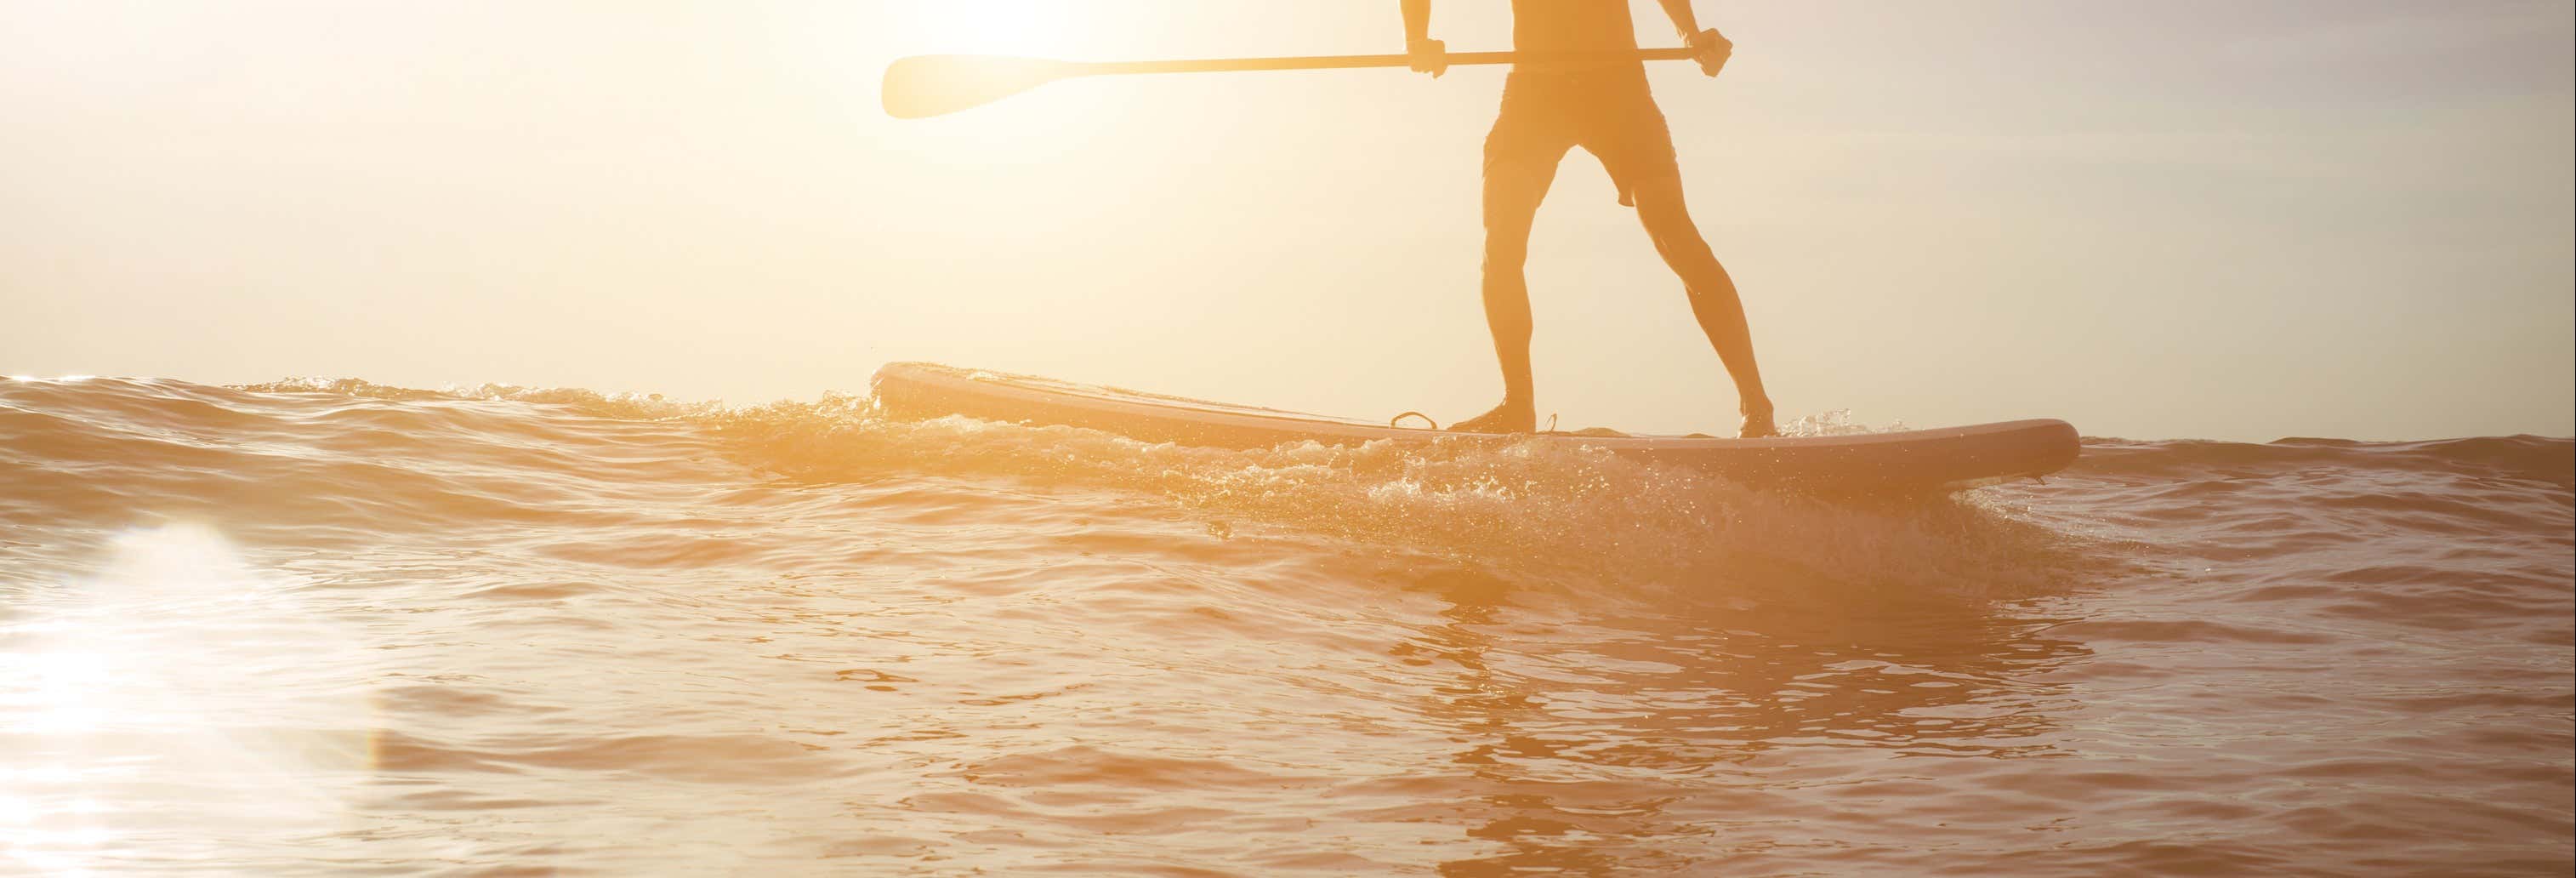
left=870, top=362, right=2078, bottom=493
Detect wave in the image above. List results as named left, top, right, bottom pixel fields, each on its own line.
left=9, top=376, right=2563, bottom=613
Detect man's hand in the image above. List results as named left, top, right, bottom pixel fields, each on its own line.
left=1686, top=28, right=1732, bottom=77
left=1407, top=37, right=1448, bottom=77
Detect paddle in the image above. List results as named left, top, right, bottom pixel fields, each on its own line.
left=882, top=48, right=1697, bottom=119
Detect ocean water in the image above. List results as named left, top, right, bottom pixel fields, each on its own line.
left=1, top=376, right=2568, bottom=876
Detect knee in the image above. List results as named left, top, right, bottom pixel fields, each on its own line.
left=1642, top=214, right=1713, bottom=263
left=1481, top=236, right=1531, bottom=271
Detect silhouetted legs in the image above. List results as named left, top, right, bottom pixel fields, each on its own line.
left=1455, top=159, right=1776, bottom=437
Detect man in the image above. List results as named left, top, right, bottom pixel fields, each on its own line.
left=1402, top=0, right=1778, bottom=437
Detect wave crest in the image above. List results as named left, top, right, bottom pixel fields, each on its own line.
left=707, top=396, right=2104, bottom=603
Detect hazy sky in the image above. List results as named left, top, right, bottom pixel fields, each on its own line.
left=3, top=1, right=2569, bottom=441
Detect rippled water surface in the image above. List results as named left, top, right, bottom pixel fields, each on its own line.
left=3, top=377, right=2569, bottom=875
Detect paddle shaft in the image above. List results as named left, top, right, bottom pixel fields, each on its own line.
left=1077, top=48, right=1695, bottom=77
left=880, top=48, right=1708, bottom=118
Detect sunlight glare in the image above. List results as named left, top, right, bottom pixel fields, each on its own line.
left=889, top=0, right=1096, bottom=56
left=0, top=523, right=379, bottom=875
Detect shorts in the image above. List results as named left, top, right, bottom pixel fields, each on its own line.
left=1483, top=67, right=1681, bottom=207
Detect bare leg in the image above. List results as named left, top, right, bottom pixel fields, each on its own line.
left=1451, top=158, right=1561, bottom=434
left=1628, top=175, right=1777, bottom=437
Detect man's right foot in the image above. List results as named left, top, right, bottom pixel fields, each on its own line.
left=1450, top=400, right=1538, bottom=434
left=1739, top=403, right=1779, bottom=439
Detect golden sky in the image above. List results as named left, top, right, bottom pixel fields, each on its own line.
left=3, top=1, right=2569, bottom=441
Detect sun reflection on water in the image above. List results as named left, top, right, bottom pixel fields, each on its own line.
left=1, top=523, right=379, bottom=875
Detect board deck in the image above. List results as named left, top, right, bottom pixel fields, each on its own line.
left=870, top=362, right=2079, bottom=492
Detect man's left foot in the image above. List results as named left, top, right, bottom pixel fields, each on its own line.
left=1451, top=400, right=1538, bottom=434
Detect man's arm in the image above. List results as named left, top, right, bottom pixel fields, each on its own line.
left=1656, top=0, right=1703, bottom=40
left=1402, top=0, right=1447, bottom=76
left=1656, top=0, right=1732, bottom=77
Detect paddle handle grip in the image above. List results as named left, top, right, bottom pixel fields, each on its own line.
left=1083, top=48, right=1695, bottom=77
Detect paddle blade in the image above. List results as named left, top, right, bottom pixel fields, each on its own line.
left=881, top=54, right=1078, bottom=119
